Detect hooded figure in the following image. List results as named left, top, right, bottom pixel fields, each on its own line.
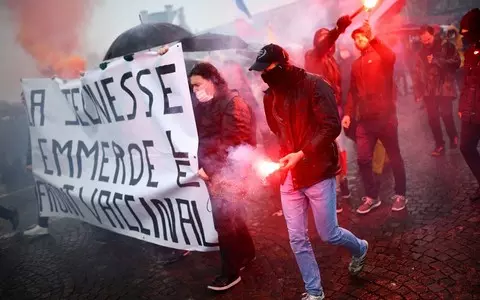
left=304, top=14, right=353, bottom=105
left=304, top=16, right=353, bottom=208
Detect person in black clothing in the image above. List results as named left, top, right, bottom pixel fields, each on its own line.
left=459, top=8, right=480, bottom=201
left=249, top=44, right=367, bottom=300
left=413, top=25, right=461, bottom=156
left=189, top=62, right=256, bottom=291
left=342, top=21, right=407, bottom=214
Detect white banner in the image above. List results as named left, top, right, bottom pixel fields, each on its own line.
left=21, top=43, right=219, bottom=252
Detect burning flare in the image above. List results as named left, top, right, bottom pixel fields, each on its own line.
left=363, top=0, right=378, bottom=9
left=254, top=159, right=281, bottom=179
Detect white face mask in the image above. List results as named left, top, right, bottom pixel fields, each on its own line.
left=195, top=89, right=214, bottom=102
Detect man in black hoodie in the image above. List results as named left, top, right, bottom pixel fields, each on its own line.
left=342, top=21, right=407, bottom=215
left=249, top=44, right=368, bottom=300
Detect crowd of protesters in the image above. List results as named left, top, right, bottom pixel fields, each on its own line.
left=1, top=7, right=479, bottom=300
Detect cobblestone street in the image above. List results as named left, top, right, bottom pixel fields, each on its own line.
left=0, top=97, right=479, bottom=300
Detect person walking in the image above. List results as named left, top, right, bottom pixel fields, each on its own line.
left=250, top=43, right=368, bottom=300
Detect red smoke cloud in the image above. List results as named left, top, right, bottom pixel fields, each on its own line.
left=7, top=0, right=94, bottom=78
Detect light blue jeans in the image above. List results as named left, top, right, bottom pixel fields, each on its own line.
left=280, top=172, right=366, bottom=296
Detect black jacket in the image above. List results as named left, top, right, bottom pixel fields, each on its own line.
left=345, top=38, right=397, bottom=121
left=263, top=66, right=340, bottom=190
left=195, top=89, right=256, bottom=177
left=459, top=43, right=480, bottom=124
left=413, top=38, right=461, bottom=99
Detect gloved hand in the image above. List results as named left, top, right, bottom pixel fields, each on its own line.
left=336, top=15, right=352, bottom=33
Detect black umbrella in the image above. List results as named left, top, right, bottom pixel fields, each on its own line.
left=104, top=22, right=193, bottom=60
left=181, top=33, right=249, bottom=52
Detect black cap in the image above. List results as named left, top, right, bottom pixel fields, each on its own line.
left=249, top=44, right=289, bottom=71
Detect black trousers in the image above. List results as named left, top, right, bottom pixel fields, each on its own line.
left=0, top=205, right=14, bottom=221
left=356, top=116, right=407, bottom=199
left=460, top=121, right=480, bottom=185
left=424, top=96, right=458, bottom=147
left=210, top=187, right=255, bottom=277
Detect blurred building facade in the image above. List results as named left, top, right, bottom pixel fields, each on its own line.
left=404, top=0, right=478, bottom=24
left=139, top=5, right=191, bottom=32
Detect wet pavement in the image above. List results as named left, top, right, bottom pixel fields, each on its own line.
left=0, top=96, right=479, bottom=300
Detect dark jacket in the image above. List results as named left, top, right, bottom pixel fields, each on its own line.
left=264, top=66, right=340, bottom=190
left=459, top=43, right=480, bottom=124
left=195, top=89, right=256, bottom=177
left=305, top=29, right=342, bottom=106
left=413, top=38, right=461, bottom=99
left=345, top=38, right=397, bottom=121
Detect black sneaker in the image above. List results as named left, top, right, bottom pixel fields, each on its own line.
left=450, top=137, right=459, bottom=149
left=340, top=178, right=351, bottom=199
left=207, top=275, right=241, bottom=291
left=431, top=145, right=445, bottom=156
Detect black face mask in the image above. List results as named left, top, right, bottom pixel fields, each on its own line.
left=261, top=64, right=286, bottom=87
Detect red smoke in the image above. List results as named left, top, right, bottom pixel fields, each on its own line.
left=7, top=0, right=93, bottom=78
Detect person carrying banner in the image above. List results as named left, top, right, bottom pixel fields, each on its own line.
left=249, top=44, right=368, bottom=300
left=22, top=91, right=50, bottom=237
left=189, top=62, right=256, bottom=291
left=304, top=15, right=353, bottom=213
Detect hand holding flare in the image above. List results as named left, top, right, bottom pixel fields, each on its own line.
left=350, top=0, right=379, bottom=19
left=254, top=160, right=282, bottom=178
left=253, top=151, right=305, bottom=181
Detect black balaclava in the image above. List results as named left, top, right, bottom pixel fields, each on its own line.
left=261, top=64, right=288, bottom=87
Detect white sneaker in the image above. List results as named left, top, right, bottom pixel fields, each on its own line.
left=301, top=292, right=325, bottom=300
left=24, top=225, right=49, bottom=236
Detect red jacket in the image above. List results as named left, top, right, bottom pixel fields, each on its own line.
left=305, top=28, right=342, bottom=106
left=344, top=38, right=397, bottom=121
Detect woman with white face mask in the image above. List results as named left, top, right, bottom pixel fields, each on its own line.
left=188, top=62, right=257, bottom=292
